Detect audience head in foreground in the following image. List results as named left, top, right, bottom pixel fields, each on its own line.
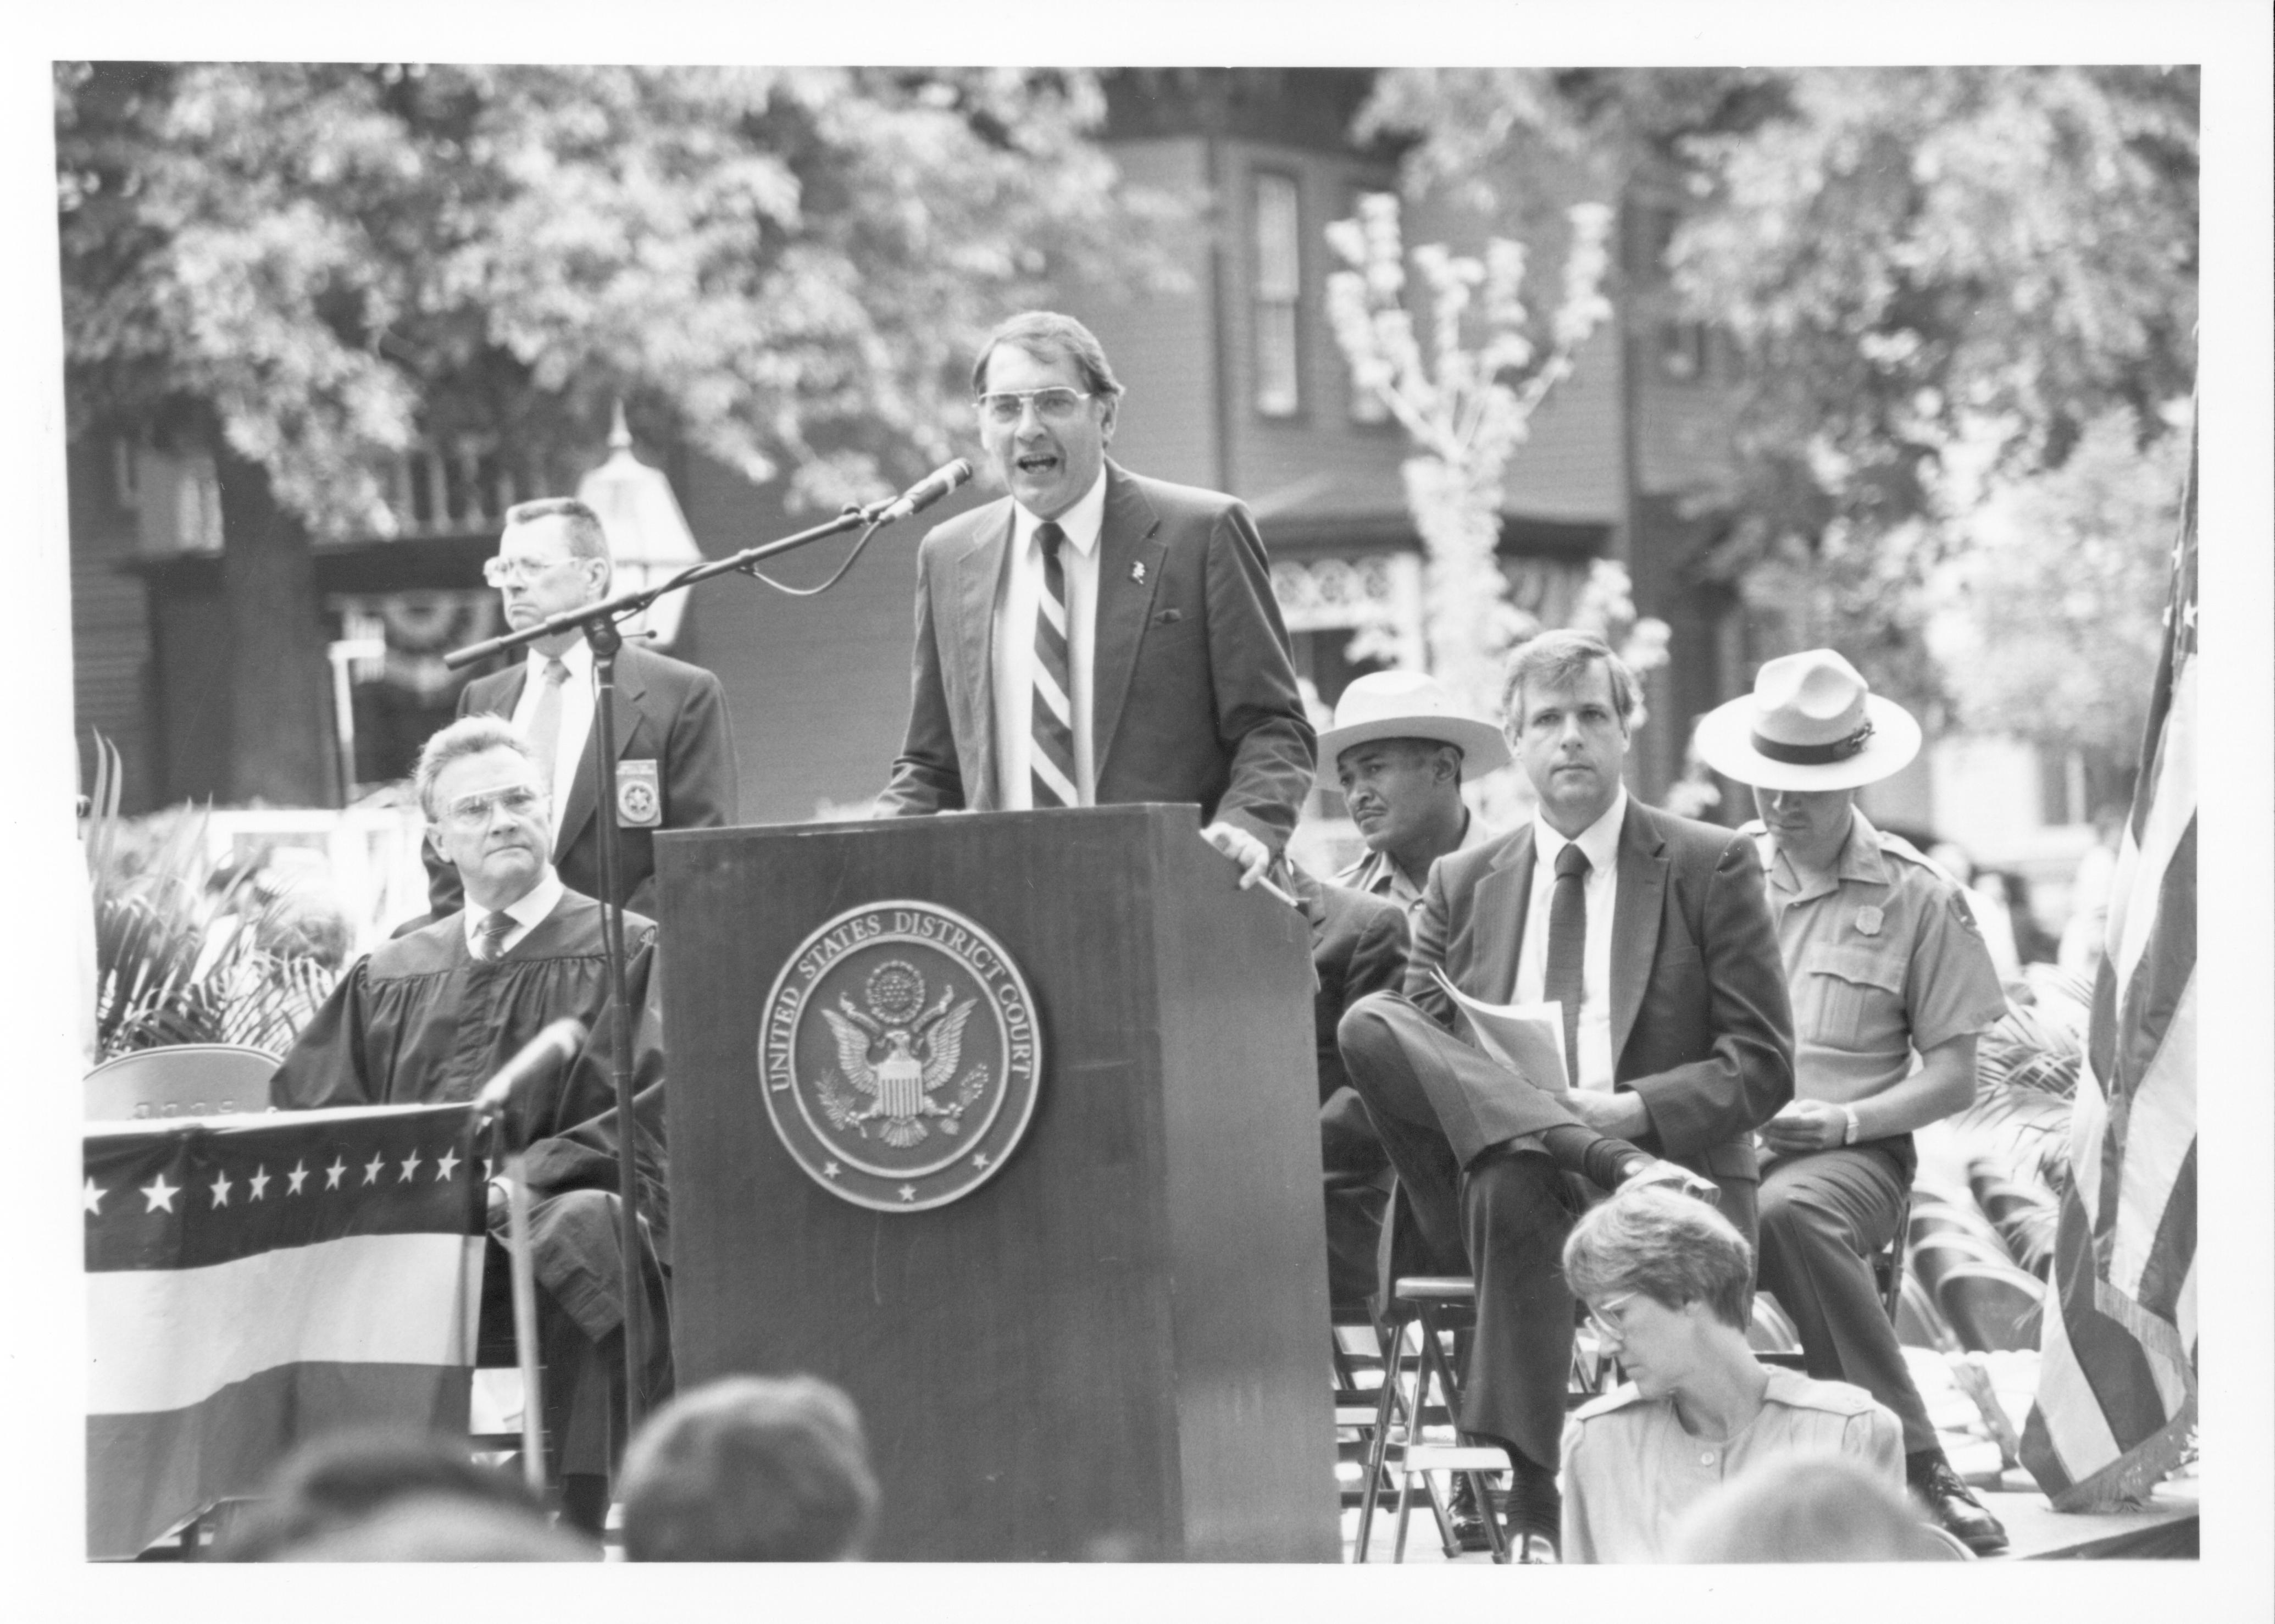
left=219, top=1427, right=591, bottom=1561
left=622, top=1373, right=879, bottom=1561
left=1557, top=1187, right=1907, bottom=1563
left=1667, top=1453, right=1960, bottom=1562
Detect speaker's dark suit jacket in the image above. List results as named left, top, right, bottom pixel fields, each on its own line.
left=424, top=641, right=738, bottom=922
left=1340, top=797, right=1793, bottom=1468
left=876, top=462, right=1315, bottom=850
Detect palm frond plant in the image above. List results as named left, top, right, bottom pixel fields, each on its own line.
left=84, top=733, right=345, bottom=1062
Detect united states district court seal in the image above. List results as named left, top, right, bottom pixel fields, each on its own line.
left=757, top=900, right=1042, bottom=1212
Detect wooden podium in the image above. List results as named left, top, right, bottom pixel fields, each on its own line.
left=654, top=805, right=1341, bottom=1561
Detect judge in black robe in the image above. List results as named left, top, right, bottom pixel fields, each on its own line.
left=271, top=718, right=673, bottom=1515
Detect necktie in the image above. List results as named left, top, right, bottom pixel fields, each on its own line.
left=529, top=657, right=570, bottom=790
left=1545, top=843, right=1591, bottom=1089
left=1029, top=522, right=1078, bottom=808
left=476, top=911, right=515, bottom=963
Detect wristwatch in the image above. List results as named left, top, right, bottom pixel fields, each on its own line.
left=1840, top=1105, right=1862, bottom=1147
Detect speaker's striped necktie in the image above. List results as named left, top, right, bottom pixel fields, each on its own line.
left=1029, top=521, right=1078, bottom=808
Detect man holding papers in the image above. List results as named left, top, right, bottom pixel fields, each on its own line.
left=1338, top=630, right=1794, bottom=1560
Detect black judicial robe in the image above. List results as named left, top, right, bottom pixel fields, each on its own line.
left=270, top=889, right=670, bottom=1344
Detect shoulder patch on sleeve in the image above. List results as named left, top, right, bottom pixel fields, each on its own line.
left=1947, top=890, right=1983, bottom=935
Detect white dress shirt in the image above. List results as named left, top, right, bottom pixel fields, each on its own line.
left=463, top=867, right=565, bottom=961
left=509, top=640, right=595, bottom=844
left=991, top=469, right=1107, bottom=809
left=1512, top=789, right=1628, bottom=1092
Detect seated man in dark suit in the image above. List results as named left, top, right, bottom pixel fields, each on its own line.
left=421, top=495, right=737, bottom=924
left=1283, top=861, right=1408, bottom=1311
left=1338, top=631, right=1794, bottom=1560
left=274, top=714, right=673, bottom=1532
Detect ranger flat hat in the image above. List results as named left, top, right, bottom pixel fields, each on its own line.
left=1693, top=649, right=1922, bottom=791
left=1315, top=669, right=1512, bottom=785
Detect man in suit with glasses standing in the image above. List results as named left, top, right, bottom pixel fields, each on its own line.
left=878, top=311, right=1314, bottom=881
left=417, top=496, right=739, bottom=926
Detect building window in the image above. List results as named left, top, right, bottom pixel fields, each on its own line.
left=110, top=438, right=141, bottom=512
left=1658, top=320, right=1713, bottom=382
left=1253, top=171, right=1302, bottom=418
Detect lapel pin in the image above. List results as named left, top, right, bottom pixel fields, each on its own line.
left=1131, top=561, right=1146, bottom=584
left=1855, top=905, right=1883, bottom=936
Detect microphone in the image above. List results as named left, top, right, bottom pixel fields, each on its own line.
left=471, top=1018, right=589, bottom=1120
left=869, top=459, right=973, bottom=525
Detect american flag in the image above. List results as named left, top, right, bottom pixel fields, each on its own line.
left=2019, top=425, right=2198, bottom=1510
left=85, top=1101, right=486, bottom=1558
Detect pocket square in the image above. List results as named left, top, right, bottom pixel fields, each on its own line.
left=1152, top=608, right=1184, bottom=625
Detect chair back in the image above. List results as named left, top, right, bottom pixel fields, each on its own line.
left=84, top=1044, right=282, bottom=1121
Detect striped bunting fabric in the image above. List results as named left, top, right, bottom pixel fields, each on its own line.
left=2019, top=426, right=2198, bottom=1511
left=85, top=1101, right=486, bottom=1559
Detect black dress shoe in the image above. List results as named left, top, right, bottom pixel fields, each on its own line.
left=1909, top=1455, right=2008, bottom=1554
left=1446, top=1476, right=1502, bottom=1554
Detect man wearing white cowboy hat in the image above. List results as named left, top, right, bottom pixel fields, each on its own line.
left=1695, top=647, right=2012, bottom=1553
left=1322, top=670, right=1510, bottom=917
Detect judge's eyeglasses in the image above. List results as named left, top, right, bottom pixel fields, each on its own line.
left=482, top=554, right=581, bottom=586
left=974, top=387, right=1094, bottom=425
left=440, top=785, right=548, bottom=827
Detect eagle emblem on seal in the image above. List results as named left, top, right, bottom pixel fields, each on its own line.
left=816, top=961, right=989, bottom=1148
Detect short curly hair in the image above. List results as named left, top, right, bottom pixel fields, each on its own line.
left=621, top=1374, right=879, bottom=1562
left=1562, top=1184, right=1754, bottom=1331
left=412, top=714, right=537, bottom=821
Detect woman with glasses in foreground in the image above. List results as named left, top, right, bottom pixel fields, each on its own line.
left=1558, top=1185, right=1904, bottom=1563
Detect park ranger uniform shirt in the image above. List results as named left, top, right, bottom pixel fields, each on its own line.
left=1337, top=805, right=1492, bottom=919
left=1744, top=808, right=2008, bottom=1110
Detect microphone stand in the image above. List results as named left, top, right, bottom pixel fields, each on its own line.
left=489, top=1115, right=549, bottom=1497
left=443, top=500, right=903, bottom=1438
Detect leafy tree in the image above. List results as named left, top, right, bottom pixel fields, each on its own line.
left=1355, top=66, right=2198, bottom=719
left=57, top=63, right=1184, bottom=803
left=1925, top=406, right=2189, bottom=763
left=1324, top=192, right=1667, bottom=831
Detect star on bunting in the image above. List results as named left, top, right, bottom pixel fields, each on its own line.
left=398, top=1149, right=423, bottom=1183
left=84, top=1178, right=105, bottom=1216
left=973, top=1152, right=991, bottom=1171
left=141, top=1174, right=179, bottom=1213
left=824, top=1161, right=841, bottom=1179
left=434, top=1149, right=460, bottom=1182
left=209, top=1170, right=233, bottom=1207
left=325, top=1158, right=347, bottom=1190
left=898, top=1184, right=917, bottom=1203
left=248, top=1166, right=270, bottom=1201
left=288, top=1161, right=310, bottom=1195
left=363, top=1153, right=387, bottom=1186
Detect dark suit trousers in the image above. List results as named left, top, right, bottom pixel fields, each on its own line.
left=1338, top=992, right=1596, bottom=1470
left=1319, top=1085, right=1392, bottom=1310
left=1755, top=1144, right=1935, bottom=1454
left=1338, top=991, right=1761, bottom=1472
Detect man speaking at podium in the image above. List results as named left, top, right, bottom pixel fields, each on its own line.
left=273, top=714, right=673, bottom=1531
left=878, top=312, right=1315, bottom=878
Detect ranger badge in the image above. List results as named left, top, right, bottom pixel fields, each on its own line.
left=615, top=760, right=662, bottom=828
